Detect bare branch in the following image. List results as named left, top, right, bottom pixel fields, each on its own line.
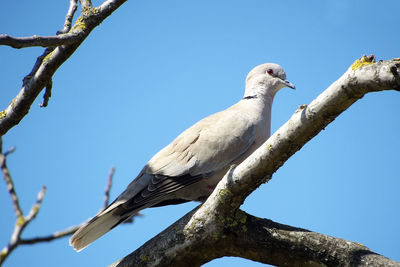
left=1, top=185, right=47, bottom=265
left=40, top=79, right=53, bottom=107
left=23, top=48, right=54, bottom=83
left=230, top=212, right=400, bottom=267
left=0, top=0, right=128, bottom=137
left=25, top=186, right=47, bottom=222
left=104, top=166, right=115, bottom=209
left=0, top=33, right=82, bottom=49
left=19, top=226, right=79, bottom=245
left=57, top=0, right=79, bottom=35
left=0, top=138, right=23, bottom=219
left=109, top=57, right=400, bottom=267
left=3, top=146, right=16, bottom=157
left=17, top=165, right=119, bottom=247
left=110, top=208, right=400, bottom=267
left=102, top=166, right=140, bottom=223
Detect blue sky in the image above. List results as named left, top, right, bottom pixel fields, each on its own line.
left=1, top=0, right=399, bottom=266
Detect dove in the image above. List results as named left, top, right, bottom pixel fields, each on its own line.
left=70, top=63, right=295, bottom=251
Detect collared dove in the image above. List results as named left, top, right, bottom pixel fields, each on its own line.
left=70, top=63, right=295, bottom=251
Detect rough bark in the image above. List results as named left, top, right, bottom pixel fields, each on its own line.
left=109, top=57, right=400, bottom=267
left=110, top=209, right=399, bottom=267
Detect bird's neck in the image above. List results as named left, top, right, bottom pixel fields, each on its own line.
left=240, top=91, right=274, bottom=138
left=242, top=83, right=276, bottom=110
left=243, top=80, right=278, bottom=100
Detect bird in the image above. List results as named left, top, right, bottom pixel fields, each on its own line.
left=70, top=62, right=295, bottom=251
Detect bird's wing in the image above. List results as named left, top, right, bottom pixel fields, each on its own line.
left=151, top=106, right=256, bottom=176
left=115, top=106, right=256, bottom=209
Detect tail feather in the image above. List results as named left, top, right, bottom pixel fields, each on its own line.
left=69, top=204, right=131, bottom=251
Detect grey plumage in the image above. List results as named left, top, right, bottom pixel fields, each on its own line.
left=70, top=63, right=295, bottom=251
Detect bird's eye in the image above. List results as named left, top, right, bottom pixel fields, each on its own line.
left=266, top=69, right=274, bottom=75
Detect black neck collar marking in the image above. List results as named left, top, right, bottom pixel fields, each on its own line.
left=242, top=95, right=258, bottom=100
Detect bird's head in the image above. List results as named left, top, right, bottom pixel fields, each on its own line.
left=244, top=63, right=295, bottom=99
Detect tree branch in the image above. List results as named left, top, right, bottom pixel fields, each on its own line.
left=0, top=185, right=47, bottom=265
left=109, top=56, right=400, bottom=267
left=19, top=226, right=80, bottom=245
left=57, top=0, right=79, bottom=34
left=0, top=0, right=128, bottom=137
left=104, top=166, right=115, bottom=209
left=40, top=79, right=53, bottom=107
left=0, top=33, right=82, bottom=49
left=110, top=208, right=400, bottom=267
left=0, top=138, right=22, bottom=219
left=229, top=212, right=399, bottom=267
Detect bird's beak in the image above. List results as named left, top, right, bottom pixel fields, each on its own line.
left=283, top=80, right=296, bottom=90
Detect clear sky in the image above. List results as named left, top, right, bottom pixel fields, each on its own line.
left=1, top=0, right=399, bottom=266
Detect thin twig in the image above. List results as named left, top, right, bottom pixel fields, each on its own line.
left=104, top=166, right=115, bottom=209
left=40, top=80, right=53, bottom=107
left=0, top=139, right=49, bottom=264
left=0, top=33, right=82, bottom=49
left=25, top=186, right=47, bottom=222
left=23, top=48, right=54, bottom=86
left=0, top=184, right=47, bottom=265
left=57, top=0, right=79, bottom=35
left=102, top=166, right=140, bottom=222
left=3, top=146, right=16, bottom=157
left=19, top=225, right=79, bottom=245
left=0, top=138, right=22, bottom=219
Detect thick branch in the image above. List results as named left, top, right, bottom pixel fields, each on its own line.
left=229, top=211, right=399, bottom=267
left=0, top=0, right=128, bottom=137
left=110, top=57, right=400, bottom=267
left=110, top=208, right=399, bottom=267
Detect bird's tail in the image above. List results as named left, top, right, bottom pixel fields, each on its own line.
left=69, top=202, right=132, bottom=252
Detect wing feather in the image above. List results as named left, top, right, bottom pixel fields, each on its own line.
left=115, top=108, right=256, bottom=212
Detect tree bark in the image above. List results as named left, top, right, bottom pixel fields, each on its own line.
left=109, top=57, right=400, bottom=267
left=110, top=209, right=399, bottom=267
